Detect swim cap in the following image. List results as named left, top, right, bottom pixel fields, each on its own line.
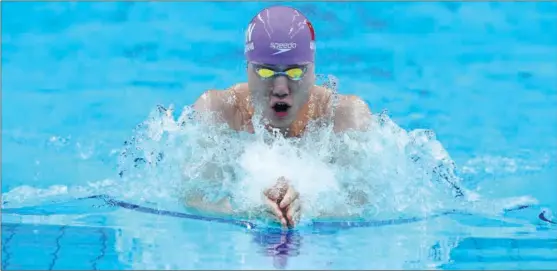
left=244, top=6, right=316, bottom=65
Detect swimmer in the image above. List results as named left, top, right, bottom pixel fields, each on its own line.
left=188, top=5, right=372, bottom=228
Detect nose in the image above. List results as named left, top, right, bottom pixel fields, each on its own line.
left=272, top=92, right=288, bottom=99
left=271, top=76, right=290, bottom=98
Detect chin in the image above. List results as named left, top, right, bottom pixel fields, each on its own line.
left=269, top=121, right=292, bottom=130
left=268, top=117, right=292, bottom=128
left=264, top=113, right=294, bottom=129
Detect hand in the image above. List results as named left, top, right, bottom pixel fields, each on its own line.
left=278, top=183, right=301, bottom=228
left=263, top=178, right=289, bottom=227
left=263, top=177, right=301, bottom=228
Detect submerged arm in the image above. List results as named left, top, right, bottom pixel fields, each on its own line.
left=313, top=95, right=373, bottom=219
left=313, top=187, right=371, bottom=220
left=183, top=184, right=272, bottom=221
left=180, top=142, right=271, bottom=220
left=184, top=88, right=240, bottom=216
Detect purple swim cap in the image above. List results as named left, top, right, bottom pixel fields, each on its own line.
left=244, top=6, right=316, bottom=65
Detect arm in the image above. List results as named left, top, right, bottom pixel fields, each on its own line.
left=184, top=192, right=276, bottom=221
left=186, top=88, right=276, bottom=219
left=192, top=89, right=236, bottom=125
left=333, top=95, right=372, bottom=132
left=313, top=188, right=371, bottom=220
left=183, top=89, right=237, bottom=216
left=184, top=194, right=234, bottom=216
left=314, top=95, right=373, bottom=219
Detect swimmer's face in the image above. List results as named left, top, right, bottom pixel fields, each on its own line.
left=247, top=62, right=315, bottom=128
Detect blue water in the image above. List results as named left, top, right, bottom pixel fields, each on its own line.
left=2, top=2, right=557, bottom=270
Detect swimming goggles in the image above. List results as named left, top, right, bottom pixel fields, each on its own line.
left=252, top=64, right=307, bottom=81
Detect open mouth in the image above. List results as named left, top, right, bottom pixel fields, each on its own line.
left=272, top=102, right=291, bottom=117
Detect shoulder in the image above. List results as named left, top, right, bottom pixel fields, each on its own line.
left=194, top=83, right=248, bottom=110
left=333, top=94, right=372, bottom=132
left=338, top=94, right=369, bottom=109
left=308, top=86, right=372, bottom=132
left=193, top=83, right=248, bottom=123
left=309, top=85, right=335, bottom=116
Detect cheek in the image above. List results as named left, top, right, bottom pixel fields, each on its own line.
left=292, top=74, right=314, bottom=92
left=250, top=89, right=270, bottom=107
left=290, top=80, right=312, bottom=98
left=247, top=72, right=259, bottom=86
left=248, top=77, right=270, bottom=94
left=290, top=91, right=310, bottom=108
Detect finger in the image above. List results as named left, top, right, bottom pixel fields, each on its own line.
left=266, top=198, right=287, bottom=226
left=276, top=183, right=289, bottom=201
left=265, top=188, right=285, bottom=202
left=287, top=207, right=302, bottom=228
left=264, top=188, right=278, bottom=201
left=264, top=182, right=288, bottom=201
left=286, top=199, right=301, bottom=222
left=279, top=188, right=299, bottom=209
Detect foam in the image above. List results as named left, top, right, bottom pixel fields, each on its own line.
left=2, top=75, right=539, bottom=224
left=109, top=77, right=473, bottom=222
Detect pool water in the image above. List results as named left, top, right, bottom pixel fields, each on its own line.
left=2, top=2, right=557, bottom=270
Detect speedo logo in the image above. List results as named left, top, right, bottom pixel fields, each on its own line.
left=270, top=42, right=297, bottom=50
left=270, top=42, right=297, bottom=55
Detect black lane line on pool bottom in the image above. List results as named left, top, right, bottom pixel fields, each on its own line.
left=87, top=194, right=556, bottom=230
left=539, top=211, right=557, bottom=224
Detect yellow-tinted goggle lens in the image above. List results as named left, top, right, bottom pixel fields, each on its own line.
left=285, top=68, right=304, bottom=80
left=255, top=67, right=306, bottom=80
left=256, top=68, right=276, bottom=78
